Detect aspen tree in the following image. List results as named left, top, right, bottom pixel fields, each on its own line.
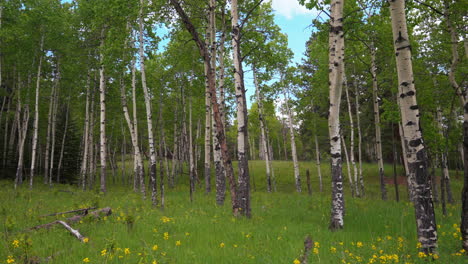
left=388, top=0, right=438, bottom=253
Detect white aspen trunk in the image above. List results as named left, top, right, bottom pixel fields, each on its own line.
left=158, top=94, right=165, bottom=208
left=344, top=78, right=359, bottom=197
left=399, top=122, right=413, bottom=200
left=44, top=75, right=56, bottom=184
left=218, top=2, right=227, bottom=130
left=253, top=66, right=272, bottom=192
left=120, top=72, right=145, bottom=199
left=231, top=0, right=250, bottom=217
left=131, top=45, right=141, bottom=191
left=328, top=0, right=345, bottom=230
left=99, top=34, right=107, bottom=194
left=204, top=55, right=212, bottom=193
left=29, top=35, right=44, bottom=188
left=170, top=112, right=178, bottom=188
left=80, top=73, right=90, bottom=190
left=389, top=0, right=437, bottom=252
left=87, top=80, right=96, bottom=189
left=311, top=100, right=322, bottom=192
left=15, top=77, right=29, bottom=189
left=354, top=77, right=364, bottom=196
left=57, top=96, right=70, bottom=183
left=371, top=45, right=388, bottom=200
left=2, top=96, right=11, bottom=168
left=49, top=63, right=60, bottom=186
left=341, top=135, right=354, bottom=197
left=139, top=0, right=157, bottom=205
left=170, top=0, right=239, bottom=215
left=282, top=84, right=301, bottom=192
left=189, top=97, right=195, bottom=202
left=436, top=107, right=454, bottom=204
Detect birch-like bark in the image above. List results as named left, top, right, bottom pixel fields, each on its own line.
left=189, top=97, right=195, bottom=202
left=139, top=0, right=157, bottom=205
left=120, top=73, right=145, bottom=199
left=282, top=84, right=301, bottom=192
left=48, top=63, right=60, bottom=185
left=371, top=44, right=388, bottom=200
left=389, top=0, right=437, bottom=252
left=341, top=135, right=354, bottom=197
left=170, top=0, right=239, bottom=215
left=80, top=73, right=91, bottom=190
left=44, top=73, right=56, bottom=184
left=88, top=79, right=96, bottom=189
left=98, top=32, right=107, bottom=193
left=15, top=104, right=29, bottom=189
left=436, top=107, right=454, bottom=203
left=57, top=96, right=70, bottom=183
left=2, top=95, right=10, bottom=168
left=329, top=0, right=344, bottom=231
left=253, top=66, right=272, bottom=192
left=231, top=0, right=250, bottom=217
left=399, top=122, right=413, bottom=201
left=158, top=94, right=165, bottom=208
left=203, top=33, right=212, bottom=193
left=29, top=35, right=44, bottom=188
left=344, top=78, right=359, bottom=197
left=170, top=109, right=178, bottom=188
left=354, top=78, right=364, bottom=196
left=131, top=44, right=141, bottom=191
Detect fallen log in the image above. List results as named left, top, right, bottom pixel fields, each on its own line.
left=40, top=207, right=97, bottom=218
left=57, top=221, right=85, bottom=242
left=30, top=207, right=112, bottom=230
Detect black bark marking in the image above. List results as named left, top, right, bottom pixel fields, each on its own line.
left=407, top=90, right=415, bottom=96
left=332, top=136, right=339, bottom=142
left=406, top=121, right=415, bottom=126
left=410, top=105, right=419, bottom=110
left=409, top=138, right=422, bottom=148
left=331, top=153, right=341, bottom=159
left=401, top=81, right=410, bottom=87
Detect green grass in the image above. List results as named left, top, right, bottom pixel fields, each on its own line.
left=0, top=160, right=465, bottom=263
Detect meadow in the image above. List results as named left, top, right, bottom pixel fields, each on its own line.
left=0, top=160, right=465, bottom=263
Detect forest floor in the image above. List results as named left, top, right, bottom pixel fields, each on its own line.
left=0, top=160, right=466, bottom=263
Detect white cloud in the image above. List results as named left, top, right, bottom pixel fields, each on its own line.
left=270, top=0, right=314, bottom=19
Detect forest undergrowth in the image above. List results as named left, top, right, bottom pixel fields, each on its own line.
left=0, top=160, right=465, bottom=263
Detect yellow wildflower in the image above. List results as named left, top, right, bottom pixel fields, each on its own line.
left=330, top=247, right=337, bottom=253
left=12, top=240, right=20, bottom=248
left=161, top=252, right=166, bottom=256
left=6, top=256, right=15, bottom=264
left=356, top=241, right=363, bottom=248
left=152, top=261, right=158, bottom=264
left=152, top=245, right=158, bottom=251
left=124, top=248, right=130, bottom=255
left=433, top=254, right=439, bottom=260
left=453, top=223, right=458, bottom=228
left=220, top=242, right=225, bottom=248
left=185, top=232, right=190, bottom=236
left=83, top=237, right=89, bottom=243
left=164, top=232, right=169, bottom=240
left=83, top=257, right=90, bottom=263
left=314, top=242, right=320, bottom=248
left=418, top=252, right=427, bottom=258
left=293, top=259, right=300, bottom=264
left=313, top=248, right=319, bottom=254
left=233, top=244, right=238, bottom=248
left=101, top=249, right=107, bottom=256
left=175, top=240, right=181, bottom=246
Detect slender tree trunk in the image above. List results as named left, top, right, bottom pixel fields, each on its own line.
left=158, top=93, right=165, bottom=209
left=392, top=123, right=400, bottom=202
left=57, top=96, right=70, bottom=183
left=29, top=35, right=44, bottom=188
left=204, top=33, right=212, bottom=193
left=328, top=0, right=345, bottom=231
left=213, top=111, right=225, bottom=204
left=88, top=78, right=96, bottom=189
left=170, top=0, right=239, bottom=215
left=15, top=105, right=29, bottom=189
left=253, top=66, right=272, bottom=192
left=98, top=33, right=107, bottom=194
left=231, top=0, right=250, bottom=217
left=371, top=44, right=388, bottom=200
left=170, top=109, right=178, bottom=188
left=44, top=73, right=56, bottom=184
left=344, top=78, right=359, bottom=197
left=2, top=95, right=11, bottom=168
left=282, top=84, right=301, bottom=192
left=120, top=71, right=145, bottom=198
left=189, top=97, right=195, bottom=202
left=131, top=45, right=142, bottom=191
left=139, top=0, right=157, bottom=205
left=341, top=135, right=354, bottom=197
left=436, top=107, right=454, bottom=203
left=354, top=78, right=364, bottom=196
left=49, top=63, right=60, bottom=186
left=389, top=0, right=438, bottom=252
left=80, top=73, right=91, bottom=190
